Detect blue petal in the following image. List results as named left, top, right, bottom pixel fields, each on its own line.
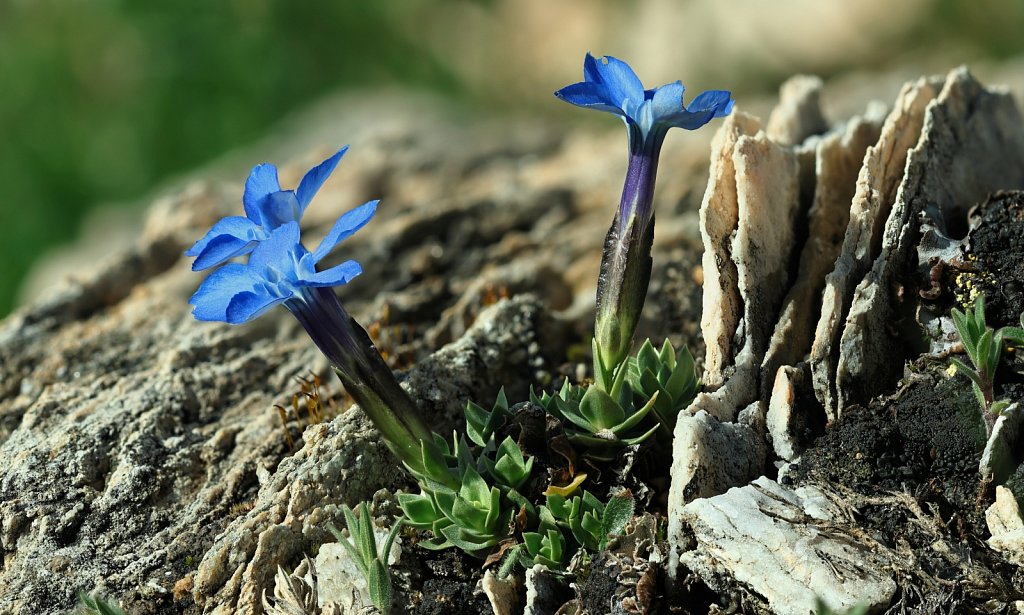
left=687, top=90, right=735, bottom=118
left=296, top=146, right=348, bottom=211
left=225, top=290, right=285, bottom=324
left=248, top=221, right=303, bottom=273
left=554, top=82, right=628, bottom=117
left=657, top=108, right=719, bottom=131
left=189, top=264, right=257, bottom=322
left=650, top=82, right=685, bottom=121
left=243, top=163, right=281, bottom=221
left=191, top=235, right=256, bottom=272
left=311, top=200, right=378, bottom=263
left=301, top=259, right=363, bottom=287
left=186, top=216, right=262, bottom=271
left=583, top=53, right=644, bottom=113
left=254, top=191, right=303, bottom=229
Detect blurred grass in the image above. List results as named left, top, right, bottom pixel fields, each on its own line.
left=2, top=0, right=1024, bottom=318
left=0, top=0, right=465, bottom=316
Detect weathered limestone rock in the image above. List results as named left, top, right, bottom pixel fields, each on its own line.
left=524, top=564, right=564, bottom=615
left=987, top=485, right=1024, bottom=567
left=760, top=106, right=885, bottom=397
left=480, top=570, right=522, bottom=615
left=981, top=404, right=1024, bottom=486
left=765, top=75, right=828, bottom=147
left=689, top=125, right=801, bottom=423
left=836, top=68, right=1024, bottom=413
left=766, top=366, right=804, bottom=462
left=810, top=76, right=941, bottom=419
left=666, top=411, right=766, bottom=575
left=699, top=112, right=762, bottom=387
left=678, top=477, right=896, bottom=615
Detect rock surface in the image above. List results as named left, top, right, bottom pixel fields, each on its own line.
left=678, top=477, right=896, bottom=615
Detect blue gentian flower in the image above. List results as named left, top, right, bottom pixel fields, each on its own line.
left=187, top=189, right=455, bottom=489
left=555, top=54, right=733, bottom=155
left=186, top=146, right=350, bottom=271
left=189, top=201, right=375, bottom=324
left=555, top=54, right=732, bottom=387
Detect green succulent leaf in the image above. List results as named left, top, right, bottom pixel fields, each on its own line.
left=490, top=436, right=533, bottom=489
left=397, top=493, right=439, bottom=528
left=610, top=391, right=657, bottom=435
left=637, top=339, right=660, bottom=378
left=459, top=467, right=491, bottom=506
left=439, top=525, right=500, bottom=552
left=578, top=385, right=626, bottom=431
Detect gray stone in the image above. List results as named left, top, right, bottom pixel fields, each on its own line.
left=987, top=485, right=1024, bottom=567
left=765, top=75, right=829, bottom=147
left=666, top=411, right=767, bottom=574
left=524, top=564, right=563, bottom=615
left=810, top=75, right=942, bottom=420
left=677, top=477, right=896, bottom=615
left=836, top=68, right=1024, bottom=413
left=981, top=404, right=1024, bottom=486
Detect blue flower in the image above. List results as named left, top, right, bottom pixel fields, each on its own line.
left=189, top=200, right=377, bottom=324
left=186, top=146, right=350, bottom=271
left=556, top=54, right=733, bottom=388
left=555, top=54, right=733, bottom=151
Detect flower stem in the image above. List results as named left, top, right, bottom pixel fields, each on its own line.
left=288, top=286, right=457, bottom=489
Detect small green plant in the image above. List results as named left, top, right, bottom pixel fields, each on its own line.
left=627, top=338, right=700, bottom=440
left=949, top=294, right=1024, bottom=434
left=530, top=370, right=659, bottom=461
left=399, top=432, right=517, bottom=554
left=329, top=502, right=403, bottom=615
left=75, top=593, right=128, bottom=615
left=546, top=489, right=635, bottom=551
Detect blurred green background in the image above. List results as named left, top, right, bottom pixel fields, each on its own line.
left=2, top=0, right=1023, bottom=317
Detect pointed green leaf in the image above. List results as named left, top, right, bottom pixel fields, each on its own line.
left=621, top=423, right=660, bottom=446
left=355, top=503, right=377, bottom=564
left=439, top=525, right=499, bottom=552
left=397, top=494, right=439, bottom=527
left=609, top=356, right=631, bottom=400
left=579, top=385, right=626, bottom=431
left=610, top=391, right=658, bottom=435
left=600, top=492, right=635, bottom=548
left=465, top=401, right=490, bottom=448
left=382, top=517, right=402, bottom=565
left=975, top=294, right=987, bottom=330
left=977, top=329, right=994, bottom=372
left=333, top=526, right=368, bottom=576
left=367, top=559, right=392, bottom=613
left=999, top=326, right=1024, bottom=345
left=498, top=544, right=523, bottom=578
left=991, top=400, right=1011, bottom=415
left=974, top=382, right=987, bottom=410
left=658, top=338, right=676, bottom=370
left=637, top=339, right=660, bottom=376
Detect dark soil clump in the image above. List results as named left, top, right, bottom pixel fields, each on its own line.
left=965, top=191, right=1024, bottom=329
left=792, top=367, right=1024, bottom=611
